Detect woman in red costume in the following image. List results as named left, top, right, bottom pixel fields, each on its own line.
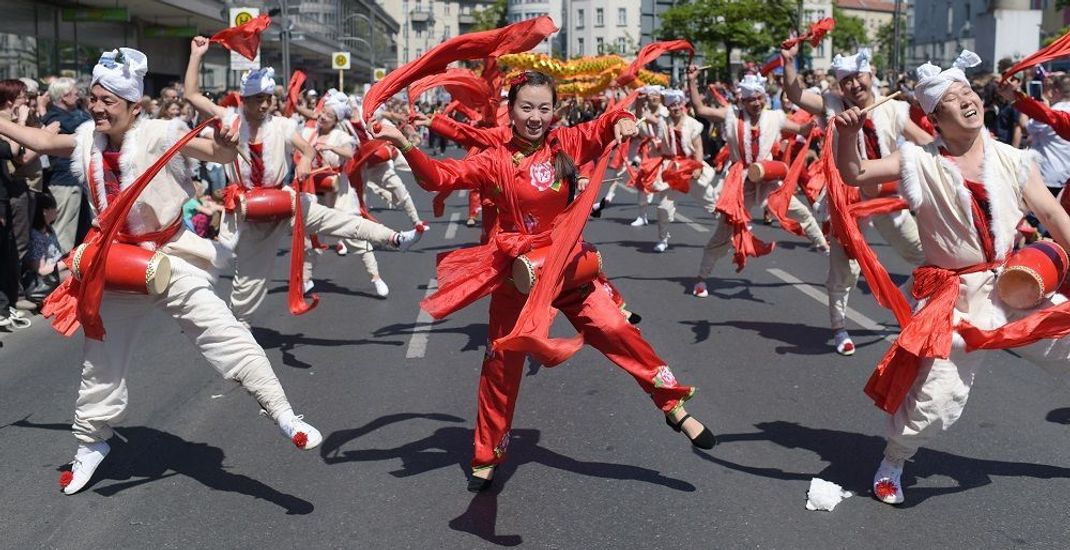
left=373, top=71, right=715, bottom=492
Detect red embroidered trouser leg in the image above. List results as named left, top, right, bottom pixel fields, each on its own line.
left=472, top=283, right=695, bottom=470
left=467, top=189, right=482, bottom=219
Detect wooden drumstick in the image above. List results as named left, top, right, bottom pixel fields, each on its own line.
left=861, top=91, right=902, bottom=115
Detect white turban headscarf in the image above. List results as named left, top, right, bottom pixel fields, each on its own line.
left=738, top=74, right=766, bottom=99
left=832, top=48, right=872, bottom=81
left=240, top=67, right=276, bottom=97
left=638, top=85, right=664, bottom=96
left=91, top=48, right=148, bottom=103
left=323, top=88, right=351, bottom=121
left=662, top=89, right=686, bottom=106
left=914, top=50, right=982, bottom=114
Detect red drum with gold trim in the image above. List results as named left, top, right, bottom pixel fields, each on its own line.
left=997, top=240, right=1069, bottom=309
left=747, top=160, right=789, bottom=183
left=512, top=242, right=603, bottom=295
left=72, top=242, right=172, bottom=295
left=312, top=172, right=338, bottom=193
left=239, top=188, right=296, bottom=221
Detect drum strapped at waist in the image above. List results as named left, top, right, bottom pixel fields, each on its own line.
left=997, top=240, right=1069, bottom=309
left=238, top=187, right=297, bottom=222
left=511, top=242, right=604, bottom=295
left=746, top=160, right=789, bottom=183
left=71, top=220, right=180, bottom=295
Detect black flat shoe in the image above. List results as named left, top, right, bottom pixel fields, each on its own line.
left=467, top=473, right=494, bottom=492
left=627, top=312, right=642, bottom=325
left=666, top=414, right=716, bottom=450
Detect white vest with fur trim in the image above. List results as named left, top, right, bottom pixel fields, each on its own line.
left=225, top=110, right=296, bottom=188
left=898, top=134, right=1033, bottom=269
left=723, top=108, right=785, bottom=164
left=667, top=115, right=705, bottom=158
left=69, top=118, right=193, bottom=237
left=825, top=93, right=908, bottom=159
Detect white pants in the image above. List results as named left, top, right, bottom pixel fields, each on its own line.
left=364, top=162, right=420, bottom=224
left=653, top=167, right=718, bottom=242
left=73, top=258, right=292, bottom=443
left=696, top=182, right=826, bottom=278
left=226, top=192, right=398, bottom=323
left=827, top=211, right=925, bottom=330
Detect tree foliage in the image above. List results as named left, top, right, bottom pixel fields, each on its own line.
left=471, top=0, right=508, bottom=32
left=831, top=5, right=868, bottom=55
left=657, top=0, right=796, bottom=79
left=874, top=14, right=907, bottom=74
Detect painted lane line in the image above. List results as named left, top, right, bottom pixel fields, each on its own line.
left=444, top=212, right=461, bottom=240
left=674, top=213, right=709, bottom=233
left=406, top=278, right=439, bottom=359
left=766, top=268, right=896, bottom=341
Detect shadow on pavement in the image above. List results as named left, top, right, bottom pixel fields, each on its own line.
left=267, top=278, right=382, bottom=300
left=695, top=420, right=1070, bottom=508
left=13, top=419, right=313, bottom=515
left=597, top=239, right=704, bottom=254
left=1046, top=408, right=1070, bottom=425
left=251, top=326, right=404, bottom=370
left=321, top=414, right=695, bottom=545
left=374, top=321, right=488, bottom=353
left=619, top=274, right=786, bottom=302
left=683, top=319, right=890, bottom=353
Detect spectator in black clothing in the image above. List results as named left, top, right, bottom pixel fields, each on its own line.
left=982, top=79, right=1022, bottom=147
left=41, top=77, right=91, bottom=253
left=0, top=138, right=31, bottom=329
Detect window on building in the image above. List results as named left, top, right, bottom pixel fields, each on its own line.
left=617, top=36, right=627, bottom=53
left=618, top=7, right=626, bottom=26
left=596, top=37, right=604, bottom=53
left=416, top=48, right=422, bottom=57
left=445, top=3, right=449, bottom=14
left=444, top=25, right=450, bottom=39
left=577, top=9, right=584, bottom=28
left=596, top=8, right=604, bottom=27
left=578, top=37, right=584, bottom=55
left=947, top=6, right=953, bottom=35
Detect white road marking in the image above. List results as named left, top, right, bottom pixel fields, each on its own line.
left=444, top=212, right=461, bottom=240
left=766, top=268, right=896, bottom=341
left=674, top=213, right=709, bottom=233
left=406, top=278, right=439, bottom=359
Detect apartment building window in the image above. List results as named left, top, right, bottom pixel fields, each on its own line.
left=617, top=7, right=626, bottom=26
left=617, top=36, right=627, bottom=53
left=444, top=25, right=450, bottom=39
left=445, top=3, right=449, bottom=14
left=578, top=37, right=584, bottom=55
left=596, top=37, right=604, bottom=53
left=576, top=9, right=584, bottom=28
left=416, top=48, right=422, bottom=57
left=596, top=8, right=604, bottom=27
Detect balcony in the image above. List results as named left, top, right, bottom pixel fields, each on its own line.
left=458, top=14, right=476, bottom=25
left=410, top=9, right=433, bottom=24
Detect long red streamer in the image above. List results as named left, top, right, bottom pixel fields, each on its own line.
left=210, top=14, right=271, bottom=61
left=616, top=40, right=694, bottom=87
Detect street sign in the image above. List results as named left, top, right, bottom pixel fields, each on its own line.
left=229, top=7, right=261, bottom=72
left=373, top=67, right=387, bottom=82
left=332, top=52, right=351, bottom=71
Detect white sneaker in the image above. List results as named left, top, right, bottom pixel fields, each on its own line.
left=278, top=411, right=323, bottom=450
left=834, top=329, right=855, bottom=356
left=395, top=228, right=422, bottom=252
left=653, top=239, right=669, bottom=253
left=630, top=216, right=648, bottom=227
left=336, top=241, right=349, bottom=256
left=373, top=279, right=390, bottom=297
left=692, top=281, right=709, bottom=298
left=872, top=458, right=905, bottom=504
left=7, top=307, right=30, bottom=329
left=60, top=441, right=110, bottom=495
left=303, top=279, right=315, bottom=295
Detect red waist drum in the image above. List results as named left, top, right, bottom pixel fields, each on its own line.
left=997, top=240, right=1069, bottom=309
left=72, top=242, right=172, bottom=295
left=747, top=160, right=789, bottom=183
left=312, top=173, right=338, bottom=193
left=512, top=242, right=603, bottom=295
left=239, top=188, right=296, bottom=222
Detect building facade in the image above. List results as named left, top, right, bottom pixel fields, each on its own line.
left=506, top=0, right=563, bottom=56
left=911, top=0, right=1041, bottom=73
left=381, top=0, right=501, bottom=67
left=564, top=0, right=641, bottom=58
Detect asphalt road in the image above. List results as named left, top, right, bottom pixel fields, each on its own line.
left=3, top=147, right=1070, bottom=549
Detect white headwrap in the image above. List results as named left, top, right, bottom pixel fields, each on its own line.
left=323, top=88, right=351, bottom=121
left=638, top=85, right=664, bottom=96
left=738, top=74, right=766, bottom=99
left=914, top=50, right=982, bottom=114
left=240, top=67, right=276, bottom=97
left=662, top=89, right=686, bottom=106
left=91, top=48, right=148, bottom=103
left=832, top=48, right=872, bottom=81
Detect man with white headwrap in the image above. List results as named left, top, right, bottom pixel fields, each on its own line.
left=592, top=85, right=664, bottom=225
left=184, top=37, right=420, bottom=325
left=834, top=50, right=1070, bottom=505
left=357, top=104, right=426, bottom=229
left=298, top=89, right=391, bottom=297
left=685, top=68, right=827, bottom=297
left=0, top=47, right=325, bottom=495
left=782, top=42, right=930, bottom=356
left=647, top=88, right=718, bottom=252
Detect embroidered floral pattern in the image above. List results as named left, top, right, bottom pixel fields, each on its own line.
left=529, top=161, right=556, bottom=192
left=494, top=431, right=511, bottom=457
left=653, top=366, right=679, bottom=389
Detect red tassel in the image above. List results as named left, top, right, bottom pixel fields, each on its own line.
left=59, top=470, right=73, bottom=488
left=874, top=480, right=898, bottom=500
left=292, top=432, right=309, bottom=449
